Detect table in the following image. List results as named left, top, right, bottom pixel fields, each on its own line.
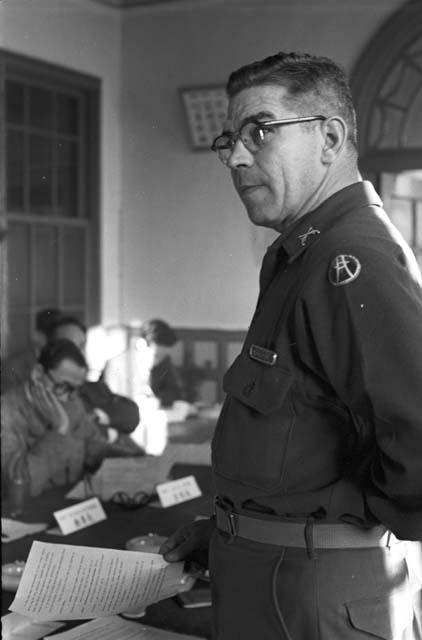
left=2, top=464, right=214, bottom=639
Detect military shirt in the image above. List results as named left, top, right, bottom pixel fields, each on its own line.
left=212, top=181, right=422, bottom=540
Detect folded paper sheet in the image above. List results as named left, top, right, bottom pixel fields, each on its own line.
left=10, top=541, right=186, bottom=622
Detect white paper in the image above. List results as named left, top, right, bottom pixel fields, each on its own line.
left=1, top=612, right=63, bottom=640
left=1, top=519, right=47, bottom=543
left=45, top=615, right=205, bottom=640
left=10, top=541, right=186, bottom=622
left=156, top=476, right=202, bottom=508
left=53, top=498, right=106, bottom=535
left=66, top=444, right=211, bottom=502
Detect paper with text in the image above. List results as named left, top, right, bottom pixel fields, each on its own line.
left=45, top=615, right=204, bottom=639
left=10, top=541, right=186, bottom=622
left=156, top=476, right=202, bottom=508
left=53, top=498, right=106, bottom=535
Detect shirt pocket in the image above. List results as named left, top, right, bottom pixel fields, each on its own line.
left=345, top=590, right=415, bottom=640
left=212, top=352, right=295, bottom=491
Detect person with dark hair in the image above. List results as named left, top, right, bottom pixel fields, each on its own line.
left=160, top=52, right=422, bottom=639
left=35, top=308, right=63, bottom=342
left=48, top=315, right=87, bottom=351
left=1, top=339, right=108, bottom=497
left=1, top=308, right=62, bottom=392
left=48, top=316, right=140, bottom=440
left=138, top=318, right=184, bottom=408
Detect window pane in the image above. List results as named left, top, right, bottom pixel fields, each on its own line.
left=30, top=133, right=52, bottom=165
left=62, top=226, right=86, bottom=306
left=57, top=93, right=79, bottom=135
left=6, top=80, right=25, bottom=124
left=29, top=134, right=53, bottom=212
left=389, top=198, right=413, bottom=244
left=34, top=225, right=59, bottom=305
left=29, top=86, right=53, bottom=130
left=7, top=130, right=24, bottom=210
left=57, top=139, right=79, bottom=217
left=7, top=222, right=30, bottom=307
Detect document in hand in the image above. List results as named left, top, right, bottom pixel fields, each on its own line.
left=10, top=541, right=187, bottom=622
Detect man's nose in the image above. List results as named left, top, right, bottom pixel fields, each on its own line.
left=226, top=139, right=254, bottom=169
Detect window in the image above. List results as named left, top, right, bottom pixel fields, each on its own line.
left=0, top=51, right=100, bottom=356
left=380, top=171, right=422, bottom=272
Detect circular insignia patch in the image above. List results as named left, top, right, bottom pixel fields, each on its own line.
left=328, top=254, right=361, bottom=286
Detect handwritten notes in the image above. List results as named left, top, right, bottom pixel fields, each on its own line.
left=10, top=541, right=186, bottom=622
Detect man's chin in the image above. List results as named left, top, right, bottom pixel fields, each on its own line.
left=245, top=207, right=277, bottom=230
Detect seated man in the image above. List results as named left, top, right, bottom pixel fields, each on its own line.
left=1, top=308, right=62, bottom=393
left=1, top=339, right=109, bottom=497
left=138, top=319, right=184, bottom=408
left=49, top=316, right=140, bottom=440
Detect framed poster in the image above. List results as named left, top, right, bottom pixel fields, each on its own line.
left=180, top=85, right=228, bottom=150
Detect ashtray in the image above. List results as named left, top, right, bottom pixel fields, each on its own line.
left=125, top=533, right=167, bottom=553
left=2, top=561, right=26, bottom=592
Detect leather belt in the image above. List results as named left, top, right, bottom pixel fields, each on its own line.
left=215, top=502, right=397, bottom=549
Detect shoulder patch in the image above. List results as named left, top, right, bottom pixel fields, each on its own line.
left=328, top=254, right=361, bottom=286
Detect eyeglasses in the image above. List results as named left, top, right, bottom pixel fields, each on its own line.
left=109, top=490, right=156, bottom=510
left=46, top=372, right=78, bottom=397
left=211, top=115, right=327, bottom=165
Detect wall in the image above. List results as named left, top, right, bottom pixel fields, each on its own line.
left=0, top=0, right=122, bottom=325
left=120, top=0, right=405, bottom=329
left=1, top=0, right=406, bottom=331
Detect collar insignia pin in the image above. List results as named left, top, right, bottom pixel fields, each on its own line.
left=298, top=227, right=320, bottom=246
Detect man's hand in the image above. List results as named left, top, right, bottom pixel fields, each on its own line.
left=31, top=382, right=70, bottom=435
left=159, top=518, right=215, bottom=562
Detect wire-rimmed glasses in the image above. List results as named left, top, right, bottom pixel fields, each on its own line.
left=109, top=490, right=156, bottom=510
left=211, top=115, right=327, bottom=165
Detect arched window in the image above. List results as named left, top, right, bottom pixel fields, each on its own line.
left=351, top=0, right=422, bottom=269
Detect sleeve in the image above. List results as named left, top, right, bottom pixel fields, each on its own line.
left=81, top=381, right=140, bottom=433
left=69, top=396, right=109, bottom=471
left=150, top=360, right=184, bottom=408
left=1, top=393, right=70, bottom=497
left=295, top=242, right=422, bottom=539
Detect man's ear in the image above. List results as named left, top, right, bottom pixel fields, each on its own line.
left=31, top=363, right=44, bottom=383
left=320, top=116, right=347, bottom=164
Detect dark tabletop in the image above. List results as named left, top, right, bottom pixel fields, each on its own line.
left=2, top=463, right=214, bottom=639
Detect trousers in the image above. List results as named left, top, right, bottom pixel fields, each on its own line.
left=209, top=530, right=422, bottom=640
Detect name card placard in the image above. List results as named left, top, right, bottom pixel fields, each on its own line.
left=156, top=476, right=202, bottom=508
left=53, top=497, right=106, bottom=535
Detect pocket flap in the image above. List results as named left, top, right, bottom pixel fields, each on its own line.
left=346, top=591, right=414, bottom=640
left=222, top=351, right=294, bottom=415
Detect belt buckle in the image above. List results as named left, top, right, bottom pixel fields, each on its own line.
left=228, top=512, right=238, bottom=537
left=215, top=498, right=238, bottom=540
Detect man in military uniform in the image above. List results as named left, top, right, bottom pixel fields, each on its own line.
left=161, top=52, right=422, bottom=639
